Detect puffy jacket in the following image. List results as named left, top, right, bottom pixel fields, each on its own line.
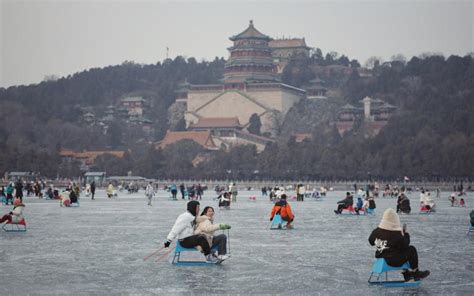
left=6, top=185, right=14, bottom=195
left=11, top=204, right=25, bottom=223
left=194, top=216, right=220, bottom=236
left=368, top=227, right=411, bottom=266
left=166, top=212, right=195, bottom=241
left=270, top=200, right=294, bottom=221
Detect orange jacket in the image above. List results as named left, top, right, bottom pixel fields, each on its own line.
left=270, top=200, right=294, bottom=221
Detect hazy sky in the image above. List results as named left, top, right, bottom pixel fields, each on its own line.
left=1, top=0, right=472, bottom=87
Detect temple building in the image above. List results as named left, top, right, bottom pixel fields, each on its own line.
left=269, top=38, right=311, bottom=73
left=304, top=78, right=328, bottom=99
left=335, top=96, right=397, bottom=136
left=183, top=20, right=306, bottom=138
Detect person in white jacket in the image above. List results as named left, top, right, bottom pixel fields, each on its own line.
left=420, top=191, right=436, bottom=211
left=0, top=201, right=25, bottom=224
left=195, top=206, right=231, bottom=260
left=163, top=201, right=218, bottom=263
left=145, top=182, right=154, bottom=206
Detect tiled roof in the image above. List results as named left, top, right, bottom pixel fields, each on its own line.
left=158, top=131, right=218, bottom=150
left=190, top=117, right=242, bottom=129
left=269, top=38, right=308, bottom=48
left=230, top=20, right=272, bottom=41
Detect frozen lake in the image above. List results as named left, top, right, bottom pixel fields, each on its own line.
left=1, top=189, right=473, bottom=295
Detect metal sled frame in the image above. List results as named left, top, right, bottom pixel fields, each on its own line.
left=2, top=219, right=27, bottom=232
left=368, top=259, right=421, bottom=287
left=172, top=241, right=220, bottom=266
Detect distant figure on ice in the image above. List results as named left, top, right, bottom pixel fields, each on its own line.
left=163, top=201, right=219, bottom=263
left=195, top=206, right=231, bottom=261
left=15, top=180, right=24, bottom=202
left=146, top=182, right=155, bottom=206
left=270, top=194, right=295, bottom=229
left=217, top=192, right=231, bottom=209
left=170, top=184, right=178, bottom=200
left=334, top=192, right=354, bottom=214
left=354, top=197, right=364, bottom=214
left=470, top=210, right=474, bottom=226
left=397, top=193, right=411, bottom=214
left=107, top=183, right=115, bottom=198
left=420, top=191, right=436, bottom=212
left=229, top=182, right=238, bottom=202
left=90, top=181, right=96, bottom=200
left=369, top=208, right=430, bottom=282
left=460, top=198, right=465, bottom=207
left=0, top=200, right=25, bottom=224
left=179, top=183, right=185, bottom=200
left=5, top=183, right=14, bottom=205
left=449, top=193, right=458, bottom=207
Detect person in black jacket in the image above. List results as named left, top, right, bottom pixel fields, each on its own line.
left=334, top=192, right=354, bottom=214
left=369, top=208, right=430, bottom=281
left=397, top=193, right=411, bottom=214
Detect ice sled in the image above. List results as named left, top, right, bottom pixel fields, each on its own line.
left=419, top=207, right=432, bottom=215
left=270, top=214, right=287, bottom=230
left=2, top=219, right=27, bottom=232
left=70, top=201, right=80, bottom=207
left=467, top=225, right=474, bottom=236
left=339, top=205, right=357, bottom=215
left=171, top=241, right=220, bottom=266
left=368, top=258, right=421, bottom=287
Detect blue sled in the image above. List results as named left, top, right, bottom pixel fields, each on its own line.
left=172, top=241, right=220, bottom=266
left=270, top=214, right=286, bottom=230
left=467, top=225, right=474, bottom=236
left=368, top=258, right=421, bottom=287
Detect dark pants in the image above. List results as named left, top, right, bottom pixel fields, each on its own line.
left=171, top=190, right=177, bottom=200
left=6, top=194, right=13, bottom=205
left=385, top=246, right=419, bottom=270
left=212, top=234, right=227, bottom=255
left=337, top=204, right=349, bottom=212
left=180, top=190, right=185, bottom=199
left=180, top=234, right=211, bottom=255
left=0, top=214, right=12, bottom=223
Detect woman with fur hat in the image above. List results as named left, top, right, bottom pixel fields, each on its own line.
left=369, top=208, right=430, bottom=282
left=163, top=201, right=219, bottom=263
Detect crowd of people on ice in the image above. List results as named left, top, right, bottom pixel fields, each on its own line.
left=2, top=177, right=473, bottom=282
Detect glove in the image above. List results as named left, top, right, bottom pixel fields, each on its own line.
left=219, top=224, right=231, bottom=230
left=9, top=212, right=13, bottom=215
left=164, top=240, right=171, bottom=248
left=270, top=217, right=273, bottom=221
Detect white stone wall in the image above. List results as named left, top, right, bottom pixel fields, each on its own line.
left=186, top=87, right=303, bottom=135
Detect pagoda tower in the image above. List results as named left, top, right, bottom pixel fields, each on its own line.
left=224, top=20, right=279, bottom=86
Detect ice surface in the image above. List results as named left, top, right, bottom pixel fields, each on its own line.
left=1, top=190, right=473, bottom=295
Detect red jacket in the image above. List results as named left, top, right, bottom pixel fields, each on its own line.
left=270, top=200, right=294, bottom=221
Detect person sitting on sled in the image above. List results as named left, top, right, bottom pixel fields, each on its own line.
left=334, top=192, right=354, bottom=214
left=195, top=206, right=231, bottom=261
left=163, top=201, right=219, bottom=263
left=369, top=208, right=430, bottom=282
left=449, top=193, right=458, bottom=207
left=470, top=209, right=474, bottom=227
left=217, top=192, right=231, bottom=208
left=354, top=196, right=364, bottom=214
left=0, top=200, right=25, bottom=224
left=420, top=191, right=435, bottom=212
left=270, top=194, right=295, bottom=229
left=397, top=193, right=411, bottom=214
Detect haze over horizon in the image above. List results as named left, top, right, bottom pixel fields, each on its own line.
left=1, top=0, right=472, bottom=88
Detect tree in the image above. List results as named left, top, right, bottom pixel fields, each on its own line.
left=247, top=113, right=262, bottom=135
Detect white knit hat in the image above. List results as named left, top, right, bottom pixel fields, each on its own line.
left=378, top=208, right=402, bottom=231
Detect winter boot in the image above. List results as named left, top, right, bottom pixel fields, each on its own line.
left=206, top=254, right=219, bottom=263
